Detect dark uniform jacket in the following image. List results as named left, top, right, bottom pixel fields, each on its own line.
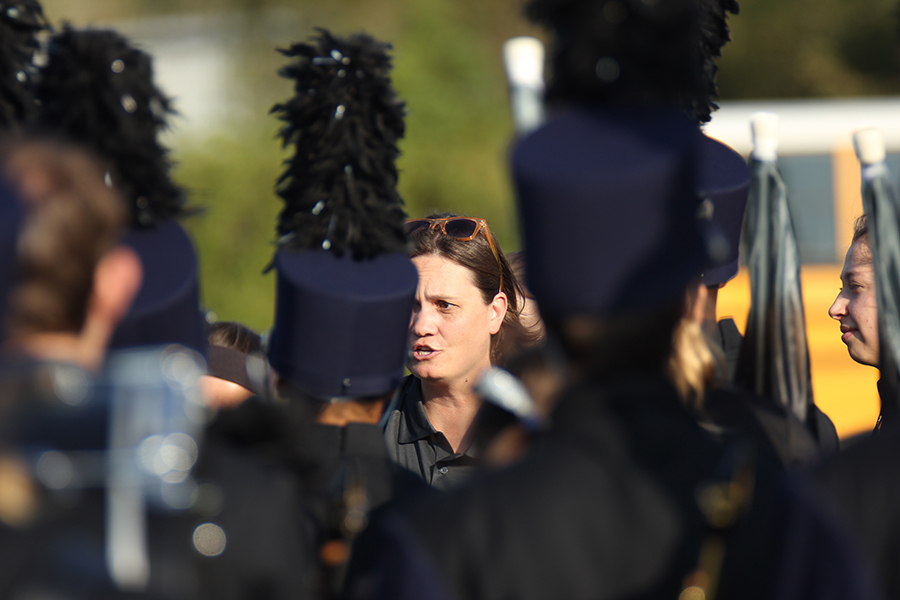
left=702, top=386, right=822, bottom=469
left=0, top=359, right=201, bottom=600
left=194, top=399, right=321, bottom=600
left=0, top=360, right=416, bottom=600
left=815, top=425, right=900, bottom=599
left=706, top=318, right=841, bottom=461
left=200, top=396, right=425, bottom=600
left=348, top=376, right=878, bottom=600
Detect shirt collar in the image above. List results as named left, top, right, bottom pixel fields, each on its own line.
left=398, top=377, right=438, bottom=443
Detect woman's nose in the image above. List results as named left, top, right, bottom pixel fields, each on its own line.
left=828, top=293, right=847, bottom=320
left=410, top=306, right=437, bottom=336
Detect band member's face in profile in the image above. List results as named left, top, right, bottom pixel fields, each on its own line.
left=829, top=237, right=879, bottom=367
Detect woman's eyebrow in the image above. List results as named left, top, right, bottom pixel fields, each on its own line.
left=842, top=266, right=873, bottom=282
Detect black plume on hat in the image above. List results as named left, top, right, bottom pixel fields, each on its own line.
left=694, top=1, right=747, bottom=284
left=694, top=0, right=739, bottom=123
left=525, top=0, right=703, bottom=111
left=267, top=29, right=417, bottom=399
left=35, top=26, right=186, bottom=228
left=0, top=0, right=49, bottom=131
left=34, top=26, right=204, bottom=355
left=270, top=28, right=407, bottom=260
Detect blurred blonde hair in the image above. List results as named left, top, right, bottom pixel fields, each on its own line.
left=667, top=283, right=725, bottom=408
left=549, top=283, right=723, bottom=408
left=667, top=318, right=723, bottom=409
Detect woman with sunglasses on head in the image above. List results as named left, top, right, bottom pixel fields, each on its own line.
left=383, top=213, right=534, bottom=490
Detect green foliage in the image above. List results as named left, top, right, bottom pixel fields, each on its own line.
left=718, top=0, right=900, bottom=99
left=176, top=129, right=284, bottom=332
left=389, top=0, right=520, bottom=245
left=171, top=0, right=527, bottom=331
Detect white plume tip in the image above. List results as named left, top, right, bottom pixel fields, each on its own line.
left=750, top=111, right=779, bottom=161
left=503, top=37, right=545, bottom=89
left=853, top=128, right=886, bottom=166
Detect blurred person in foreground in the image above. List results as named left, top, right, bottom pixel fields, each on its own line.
left=1, top=141, right=140, bottom=371
left=23, top=26, right=311, bottom=600
left=476, top=0, right=829, bottom=471
left=0, top=139, right=208, bottom=599
left=0, top=11, right=206, bottom=598
left=382, top=214, right=535, bottom=489
left=344, top=1, right=878, bottom=598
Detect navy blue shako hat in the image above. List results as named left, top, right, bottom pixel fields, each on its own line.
left=269, top=251, right=416, bottom=398
left=35, top=27, right=205, bottom=355
left=513, top=107, right=707, bottom=320
left=267, top=30, right=416, bottom=399
left=517, top=0, right=743, bottom=318
left=698, top=134, right=749, bottom=286
left=693, top=0, right=749, bottom=287
left=112, top=221, right=204, bottom=353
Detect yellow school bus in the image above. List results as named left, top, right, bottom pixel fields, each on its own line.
left=704, top=97, right=900, bottom=439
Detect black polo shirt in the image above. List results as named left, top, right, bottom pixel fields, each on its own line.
left=383, top=376, right=480, bottom=491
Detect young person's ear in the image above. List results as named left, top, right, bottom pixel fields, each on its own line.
left=89, top=245, right=143, bottom=327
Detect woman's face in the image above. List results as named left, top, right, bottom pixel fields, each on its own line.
left=828, top=239, right=879, bottom=367
left=408, top=254, right=507, bottom=388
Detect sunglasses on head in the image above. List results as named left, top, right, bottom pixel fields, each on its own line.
left=405, top=217, right=505, bottom=293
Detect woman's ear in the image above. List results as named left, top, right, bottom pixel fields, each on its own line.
left=89, top=245, right=143, bottom=328
left=489, top=292, right=509, bottom=335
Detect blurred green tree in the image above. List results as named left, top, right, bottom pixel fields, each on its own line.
left=718, top=0, right=900, bottom=98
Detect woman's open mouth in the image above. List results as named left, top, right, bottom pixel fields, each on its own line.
left=412, top=344, right=439, bottom=360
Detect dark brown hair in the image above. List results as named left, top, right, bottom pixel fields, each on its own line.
left=3, top=139, right=126, bottom=337
left=504, top=250, right=546, bottom=350
left=207, top=321, right=264, bottom=356
left=408, top=213, right=535, bottom=365
left=850, top=214, right=871, bottom=264
left=852, top=214, right=868, bottom=244
left=506, top=250, right=528, bottom=288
